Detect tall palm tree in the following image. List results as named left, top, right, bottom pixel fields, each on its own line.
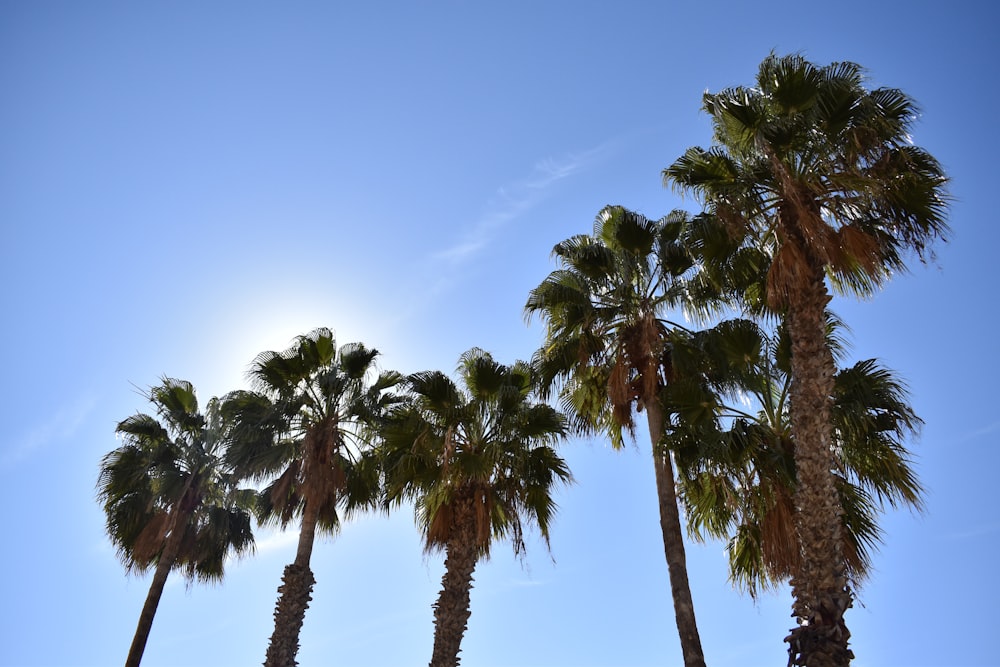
left=223, top=328, right=403, bottom=667
left=380, top=348, right=571, bottom=667
left=97, top=378, right=255, bottom=667
left=525, top=205, right=708, bottom=667
left=664, top=54, right=949, bottom=666
left=665, top=318, right=923, bottom=596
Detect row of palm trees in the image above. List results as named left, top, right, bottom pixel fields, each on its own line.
left=97, top=54, right=948, bottom=667
left=98, top=336, right=572, bottom=667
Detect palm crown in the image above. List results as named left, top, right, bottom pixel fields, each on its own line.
left=665, top=318, right=923, bottom=596
left=665, top=54, right=949, bottom=307
left=525, top=205, right=695, bottom=444
left=225, top=328, right=403, bottom=530
left=99, top=378, right=255, bottom=581
left=382, top=347, right=571, bottom=558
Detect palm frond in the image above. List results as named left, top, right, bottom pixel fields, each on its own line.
left=669, top=317, right=925, bottom=594
left=381, top=349, right=571, bottom=561
left=232, top=330, right=401, bottom=536
left=98, top=379, right=257, bottom=584
left=665, top=53, right=950, bottom=309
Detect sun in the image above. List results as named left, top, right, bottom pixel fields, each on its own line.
left=190, top=287, right=393, bottom=398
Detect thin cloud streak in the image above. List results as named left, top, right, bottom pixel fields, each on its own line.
left=951, top=419, right=1000, bottom=446
left=253, top=528, right=299, bottom=555
left=222, top=527, right=297, bottom=569
left=502, top=577, right=547, bottom=589
left=384, top=142, right=616, bottom=332
left=432, top=143, right=613, bottom=265
left=941, top=521, right=1000, bottom=541
left=1, top=394, right=98, bottom=470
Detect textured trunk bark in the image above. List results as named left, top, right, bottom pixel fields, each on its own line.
left=124, top=510, right=188, bottom=667
left=784, top=268, right=853, bottom=667
left=428, top=499, right=479, bottom=667
left=264, top=502, right=320, bottom=667
left=645, top=400, right=706, bottom=667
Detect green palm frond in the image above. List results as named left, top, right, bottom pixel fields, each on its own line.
left=97, top=379, right=256, bottom=581
left=666, top=53, right=950, bottom=309
left=526, top=204, right=709, bottom=446
left=225, top=328, right=403, bottom=534
left=178, top=503, right=256, bottom=583
left=598, top=205, right=658, bottom=255
left=670, top=318, right=924, bottom=595
left=833, top=359, right=924, bottom=509
left=379, top=349, right=571, bottom=559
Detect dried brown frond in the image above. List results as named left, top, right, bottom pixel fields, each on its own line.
left=132, top=511, right=169, bottom=563
left=797, top=209, right=840, bottom=266
left=426, top=502, right=453, bottom=548
left=768, top=151, right=814, bottom=228
left=607, top=354, right=634, bottom=428
left=766, top=242, right=808, bottom=307
left=474, top=487, right=492, bottom=548
left=834, top=225, right=882, bottom=274
left=716, top=203, right=750, bottom=238
left=176, top=524, right=198, bottom=561
left=634, top=315, right=663, bottom=401
left=441, top=426, right=456, bottom=474
left=760, top=484, right=799, bottom=581
left=270, top=462, right=301, bottom=521
left=330, top=462, right=347, bottom=493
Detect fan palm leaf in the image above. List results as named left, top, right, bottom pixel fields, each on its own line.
left=669, top=319, right=923, bottom=600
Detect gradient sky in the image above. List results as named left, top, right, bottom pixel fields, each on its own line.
left=2, top=2, right=996, bottom=666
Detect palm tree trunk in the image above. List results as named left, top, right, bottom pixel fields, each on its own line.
left=784, top=269, right=853, bottom=667
left=264, top=501, right=320, bottom=667
left=645, top=400, right=706, bottom=667
left=124, top=516, right=187, bottom=667
left=429, top=500, right=479, bottom=667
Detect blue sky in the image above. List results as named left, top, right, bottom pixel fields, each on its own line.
left=1, top=2, right=996, bottom=666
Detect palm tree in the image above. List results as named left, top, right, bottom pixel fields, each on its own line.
left=664, top=54, right=949, bottom=666
left=223, top=328, right=403, bottom=667
left=97, top=378, right=255, bottom=667
left=525, top=205, right=708, bottom=667
left=665, top=318, right=923, bottom=596
left=380, top=348, right=572, bottom=667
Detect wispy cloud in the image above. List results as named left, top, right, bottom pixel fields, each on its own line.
left=1, top=394, right=98, bottom=470
left=432, top=143, right=612, bottom=265
left=253, top=528, right=299, bottom=555
left=941, top=521, right=1000, bottom=541
left=381, top=142, right=618, bottom=333
left=956, top=420, right=1000, bottom=445
left=501, top=576, right=547, bottom=589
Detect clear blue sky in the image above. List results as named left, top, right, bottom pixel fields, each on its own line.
left=1, top=2, right=995, bottom=666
